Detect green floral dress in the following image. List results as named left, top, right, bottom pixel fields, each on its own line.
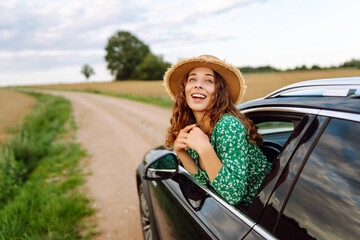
left=186, top=114, right=271, bottom=206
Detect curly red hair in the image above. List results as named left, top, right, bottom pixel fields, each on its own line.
left=165, top=71, right=262, bottom=149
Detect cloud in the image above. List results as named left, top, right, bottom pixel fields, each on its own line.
left=0, top=0, right=261, bottom=73
left=1, top=0, right=261, bottom=49
left=0, top=29, right=17, bottom=40
left=0, top=49, right=105, bottom=72
left=129, top=0, right=263, bottom=41
left=0, top=0, right=143, bottom=50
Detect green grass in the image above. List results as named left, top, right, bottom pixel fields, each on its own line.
left=81, top=89, right=173, bottom=108
left=0, top=92, right=94, bottom=239
left=14, top=87, right=173, bottom=109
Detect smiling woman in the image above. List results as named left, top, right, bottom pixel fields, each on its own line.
left=185, top=67, right=216, bottom=116
left=164, top=55, right=272, bottom=207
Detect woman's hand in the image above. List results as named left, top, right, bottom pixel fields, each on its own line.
left=174, top=124, right=196, bottom=154
left=180, top=125, right=222, bottom=181
left=173, top=124, right=199, bottom=174
left=184, top=127, right=211, bottom=154
left=174, top=124, right=222, bottom=180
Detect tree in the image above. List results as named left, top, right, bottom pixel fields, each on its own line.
left=340, top=59, right=360, bottom=69
left=311, top=65, right=321, bottom=70
left=134, top=53, right=171, bottom=80
left=294, top=65, right=308, bottom=71
left=81, top=64, right=95, bottom=81
left=105, top=31, right=150, bottom=80
left=239, top=65, right=279, bottom=73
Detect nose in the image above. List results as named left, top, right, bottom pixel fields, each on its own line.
left=195, top=80, right=203, bottom=89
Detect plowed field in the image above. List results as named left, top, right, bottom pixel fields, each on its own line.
left=0, top=89, right=37, bottom=143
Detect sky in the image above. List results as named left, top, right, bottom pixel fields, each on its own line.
left=0, top=0, right=359, bottom=86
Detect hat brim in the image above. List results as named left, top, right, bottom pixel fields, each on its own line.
left=164, top=56, right=246, bottom=104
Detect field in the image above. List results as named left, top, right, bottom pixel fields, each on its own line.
left=0, top=89, right=37, bottom=143
left=0, top=93, right=92, bottom=238
left=27, top=68, right=360, bottom=103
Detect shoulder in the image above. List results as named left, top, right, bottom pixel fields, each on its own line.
left=214, top=114, right=246, bottom=137
left=216, top=114, right=245, bottom=131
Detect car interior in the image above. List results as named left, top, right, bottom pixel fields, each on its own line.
left=256, top=121, right=294, bottom=162
left=243, top=112, right=306, bottom=204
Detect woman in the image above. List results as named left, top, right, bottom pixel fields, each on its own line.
left=164, top=55, right=271, bottom=207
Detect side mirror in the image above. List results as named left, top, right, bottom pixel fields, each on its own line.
left=143, top=152, right=178, bottom=180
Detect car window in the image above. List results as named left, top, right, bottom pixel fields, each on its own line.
left=247, top=111, right=304, bottom=151
left=246, top=116, right=328, bottom=228
left=256, top=121, right=294, bottom=135
left=273, top=118, right=360, bottom=240
left=256, top=121, right=295, bottom=164
left=230, top=113, right=311, bottom=214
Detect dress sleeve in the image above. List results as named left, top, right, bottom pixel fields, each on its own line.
left=186, top=149, right=209, bottom=185
left=191, top=168, right=210, bottom=185
left=210, top=117, right=249, bottom=205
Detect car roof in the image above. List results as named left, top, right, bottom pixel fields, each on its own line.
left=239, top=77, right=360, bottom=114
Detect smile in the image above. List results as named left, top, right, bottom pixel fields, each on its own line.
left=191, top=93, right=206, bottom=99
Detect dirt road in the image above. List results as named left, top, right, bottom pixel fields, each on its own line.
left=43, top=90, right=171, bottom=239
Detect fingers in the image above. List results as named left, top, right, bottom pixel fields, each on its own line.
left=180, top=124, right=197, bottom=134
left=175, top=124, right=199, bottom=152
left=176, top=142, right=188, bottom=150
left=174, top=136, right=189, bottom=152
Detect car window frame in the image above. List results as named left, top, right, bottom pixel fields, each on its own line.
left=240, top=107, right=325, bottom=236
left=271, top=115, right=360, bottom=240
left=250, top=108, right=360, bottom=239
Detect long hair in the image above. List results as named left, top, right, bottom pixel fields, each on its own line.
left=164, top=71, right=262, bottom=149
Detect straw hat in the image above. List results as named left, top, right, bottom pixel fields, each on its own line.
left=164, top=55, right=246, bottom=104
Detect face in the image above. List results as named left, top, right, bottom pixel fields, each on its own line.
left=185, top=67, right=216, bottom=117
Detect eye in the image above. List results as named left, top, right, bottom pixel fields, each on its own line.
left=188, top=78, right=196, bottom=82
left=205, top=79, right=213, bottom=83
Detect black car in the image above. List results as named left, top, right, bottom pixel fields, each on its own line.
left=136, top=77, right=360, bottom=240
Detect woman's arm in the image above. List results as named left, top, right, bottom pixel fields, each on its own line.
left=175, top=150, right=198, bottom=174
left=185, top=117, right=249, bottom=205
left=174, top=124, right=199, bottom=174
left=175, top=125, right=212, bottom=185
left=210, top=118, right=249, bottom=205
left=184, top=127, right=223, bottom=182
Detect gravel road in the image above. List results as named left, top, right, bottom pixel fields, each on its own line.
left=44, top=90, right=171, bottom=239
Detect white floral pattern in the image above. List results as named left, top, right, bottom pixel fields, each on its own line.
left=187, top=114, right=272, bottom=206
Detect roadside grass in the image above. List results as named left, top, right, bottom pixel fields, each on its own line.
left=0, top=92, right=94, bottom=239
left=85, top=90, right=173, bottom=108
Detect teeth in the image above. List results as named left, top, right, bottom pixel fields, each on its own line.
left=192, top=94, right=206, bottom=99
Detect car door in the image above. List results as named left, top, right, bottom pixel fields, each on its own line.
left=267, top=116, right=360, bottom=240
left=146, top=175, right=215, bottom=239
left=148, top=108, right=316, bottom=240
left=244, top=112, right=360, bottom=239
left=148, top=168, right=256, bottom=240
left=239, top=108, right=327, bottom=239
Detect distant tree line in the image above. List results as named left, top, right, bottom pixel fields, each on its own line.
left=239, top=58, right=360, bottom=73
left=239, top=65, right=280, bottom=73
left=102, top=31, right=359, bottom=80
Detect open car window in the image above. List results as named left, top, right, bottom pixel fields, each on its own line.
left=235, top=111, right=310, bottom=213
left=245, top=114, right=322, bottom=225
left=256, top=121, right=295, bottom=164
left=257, top=121, right=294, bottom=135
